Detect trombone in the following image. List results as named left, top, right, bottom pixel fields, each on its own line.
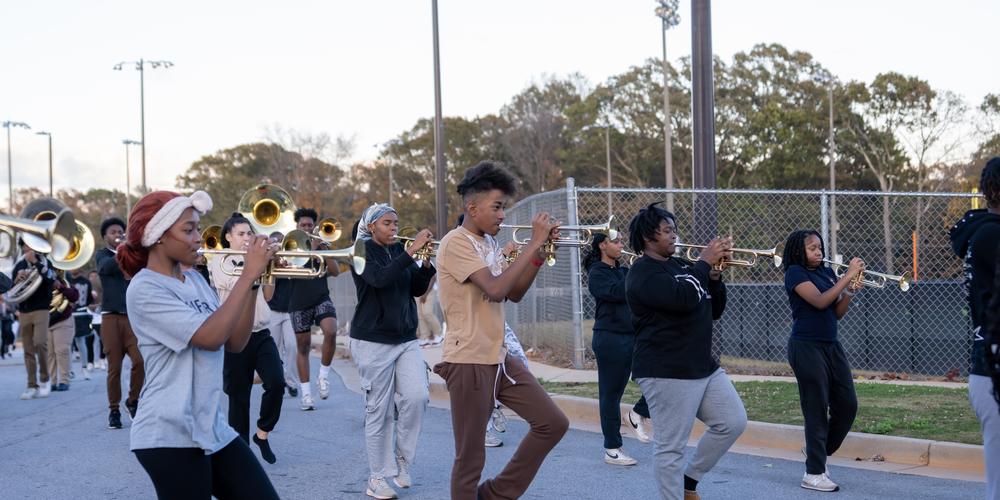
left=397, top=226, right=438, bottom=260
left=824, top=259, right=911, bottom=292
left=675, top=242, right=783, bottom=271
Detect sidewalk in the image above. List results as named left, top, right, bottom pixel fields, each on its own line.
left=328, top=336, right=984, bottom=483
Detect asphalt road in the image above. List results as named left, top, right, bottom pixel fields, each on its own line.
left=0, top=353, right=984, bottom=499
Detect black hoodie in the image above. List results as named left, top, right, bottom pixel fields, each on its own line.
left=349, top=240, right=436, bottom=345
left=949, top=208, right=1000, bottom=376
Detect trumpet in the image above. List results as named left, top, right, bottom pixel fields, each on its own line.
left=501, top=216, right=616, bottom=266
left=397, top=226, right=438, bottom=260
left=199, top=232, right=366, bottom=285
left=621, top=250, right=641, bottom=266
left=675, top=242, right=783, bottom=271
left=202, top=225, right=224, bottom=251
left=824, top=259, right=911, bottom=292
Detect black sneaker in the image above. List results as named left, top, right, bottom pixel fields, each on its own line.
left=55, top=383, right=69, bottom=391
left=125, top=399, right=138, bottom=419
left=109, top=409, right=123, bottom=429
left=287, top=386, right=298, bottom=398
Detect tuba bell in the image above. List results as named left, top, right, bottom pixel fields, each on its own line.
left=51, top=221, right=95, bottom=271
left=237, top=184, right=297, bottom=236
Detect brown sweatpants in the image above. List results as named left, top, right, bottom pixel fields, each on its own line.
left=433, top=354, right=569, bottom=500
left=18, top=309, right=50, bottom=389
left=100, top=313, right=144, bottom=410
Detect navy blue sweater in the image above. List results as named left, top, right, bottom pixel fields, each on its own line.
left=349, top=240, right=436, bottom=345
left=587, top=261, right=633, bottom=334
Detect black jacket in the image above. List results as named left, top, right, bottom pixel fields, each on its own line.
left=96, top=247, right=128, bottom=314
left=587, top=261, right=633, bottom=334
left=349, top=240, right=435, bottom=345
left=10, top=257, right=54, bottom=313
left=949, top=208, right=1000, bottom=376
left=626, top=255, right=726, bottom=379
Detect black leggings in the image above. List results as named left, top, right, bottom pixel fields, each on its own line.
left=592, top=329, right=649, bottom=449
left=134, top=438, right=279, bottom=499
left=788, top=338, right=859, bottom=474
left=223, top=329, right=285, bottom=442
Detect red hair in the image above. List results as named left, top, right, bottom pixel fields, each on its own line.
left=116, top=191, right=182, bottom=277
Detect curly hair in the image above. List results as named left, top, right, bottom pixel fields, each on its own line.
left=294, top=207, right=318, bottom=224
left=456, top=161, right=517, bottom=200
left=627, top=202, right=675, bottom=253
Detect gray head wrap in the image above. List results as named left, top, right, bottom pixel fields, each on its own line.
left=356, top=203, right=397, bottom=241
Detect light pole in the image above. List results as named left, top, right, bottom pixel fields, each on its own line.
left=3, top=121, right=31, bottom=213
left=123, top=139, right=142, bottom=216
left=431, top=0, right=447, bottom=238
left=655, top=0, right=680, bottom=212
left=35, top=131, right=53, bottom=197
left=114, top=59, right=173, bottom=192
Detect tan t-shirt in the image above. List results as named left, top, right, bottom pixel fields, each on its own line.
left=438, top=226, right=507, bottom=364
left=207, top=254, right=271, bottom=332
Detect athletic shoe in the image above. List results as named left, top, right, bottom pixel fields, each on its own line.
left=628, top=409, right=651, bottom=443
left=86, top=362, right=94, bottom=371
left=604, top=447, right=638, bottom=466
left=300, top=393, right=315, bottom=411
left=430, top=335, right=444, bottom=345
left=125, top=399, right=139, bottom=419
left=38, top=381, right=51, bottom=398
left=83, top=367, right=91, bottom=380
left=20, top=388, right=38, bottom=400
left=418, top=339, right=430, bottom=347
left=484, top=431, right=503, bottom=448
left=393, top=455, right=411, bottom=489
left=55, top=383, right=69, bottom=391
left=318, top=376, right=330, bottom=400
left=801, top=472, right=839, bottom=492
left=287, top=385, right=298, bottom=398
left=490, top=407, right=507, bottom=433
left=108, top=409, right=123, bottom=429
left=366, top=476, right=398, bottom=499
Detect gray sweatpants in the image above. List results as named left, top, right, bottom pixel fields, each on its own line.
left=269, top=312, right=300, bottom=389
left=969, top=374, right=1000, bottom=500
left=351, top=338, right=429, bottom=478
left=638, top=368, right=747, bottom=500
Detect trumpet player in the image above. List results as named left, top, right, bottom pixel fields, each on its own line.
left=10, top=238, right=55, bottom=400
left=207, top=213, right=285, bottom=464
left=288, top=207, right=340, bottom=410
left=624, top=202, right=745, bottom=500
left=348, top=203, right=436, bottom=499
left=97, top=217, right=144, bottom=429
left=782, top=230, right=863, bottom=492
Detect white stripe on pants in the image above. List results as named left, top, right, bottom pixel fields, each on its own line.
left=969, top=374, right=1000, bottom=500
left=638, top=368, right=747, bottom=500
left=269, top=312, right=300, bottom=389
left=351, top=338, right=429, bottom=478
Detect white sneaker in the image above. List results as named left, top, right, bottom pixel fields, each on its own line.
left=300, top=393, right=315, bottom=411
left=801, top=472, right=839, bottom=492
left=86, top=362, right=94, bottom=371
left=628, top=409, right=651, bottom=443
left=393, top=455, right=411, bottom=489
left=490, top=407, right=507, bottom=433
left=83, top=367, right=91, bottom=380
left=318, top=376, right=330, bottom=400
left=484, top=431, right=503, bottom=447
left=20, top=388, right=38, bottom=400
left=604, top=447, right=638, bottom=466
left=430, top=335, right=443, bottom=345
left=38, top=381, right=51, bottom=398
left=418, top=339, right=430, bottom=347
left=366, top=476, right=398, bottom=499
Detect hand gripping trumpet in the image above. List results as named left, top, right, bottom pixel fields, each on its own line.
left=397, top=226, right=438, bottom=260
left=823, top=259, right=911, bottom=292
left=500, top=216, right=616, bottom=266
left=674, top=242, right=783, bottom=271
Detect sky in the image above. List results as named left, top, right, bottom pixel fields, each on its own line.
left=1, top=0, right=996, bottom=204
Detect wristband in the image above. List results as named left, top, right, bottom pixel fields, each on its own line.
left=531, top=258, right=544, bottom=267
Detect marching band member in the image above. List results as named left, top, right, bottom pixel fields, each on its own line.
left=433, top=161, right=568, bottom=500
left=782, top=230, right=863, bottom=492
left=117, top=190, right=279, bottom=499
left=584, top=230, right=651, bottom=466
left=625, top=202, right=744, bottom=500
left=10, top=238, right=54, bottom=399
left=349, top=203, right=435, bottom=499
left=208, top=212, right=286, bottom=464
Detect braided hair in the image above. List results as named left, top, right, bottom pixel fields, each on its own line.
left=980, top=157, right=1000, bottom=209
left=627, top=202, right=675, bottom=253
left=781, top=229, right=825, bottom=271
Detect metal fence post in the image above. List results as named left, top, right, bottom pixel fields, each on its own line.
left=820, top=191, right=829, bottom=256
left=566, top=177, right=585, bottom=369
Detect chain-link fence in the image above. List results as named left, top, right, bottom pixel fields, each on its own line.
left=502, top=179, right=978, bottom=376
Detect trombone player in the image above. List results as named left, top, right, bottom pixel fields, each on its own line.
left=9, top=237, right=55, bottom=400
left=288, top=207, right=341, bottom=410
